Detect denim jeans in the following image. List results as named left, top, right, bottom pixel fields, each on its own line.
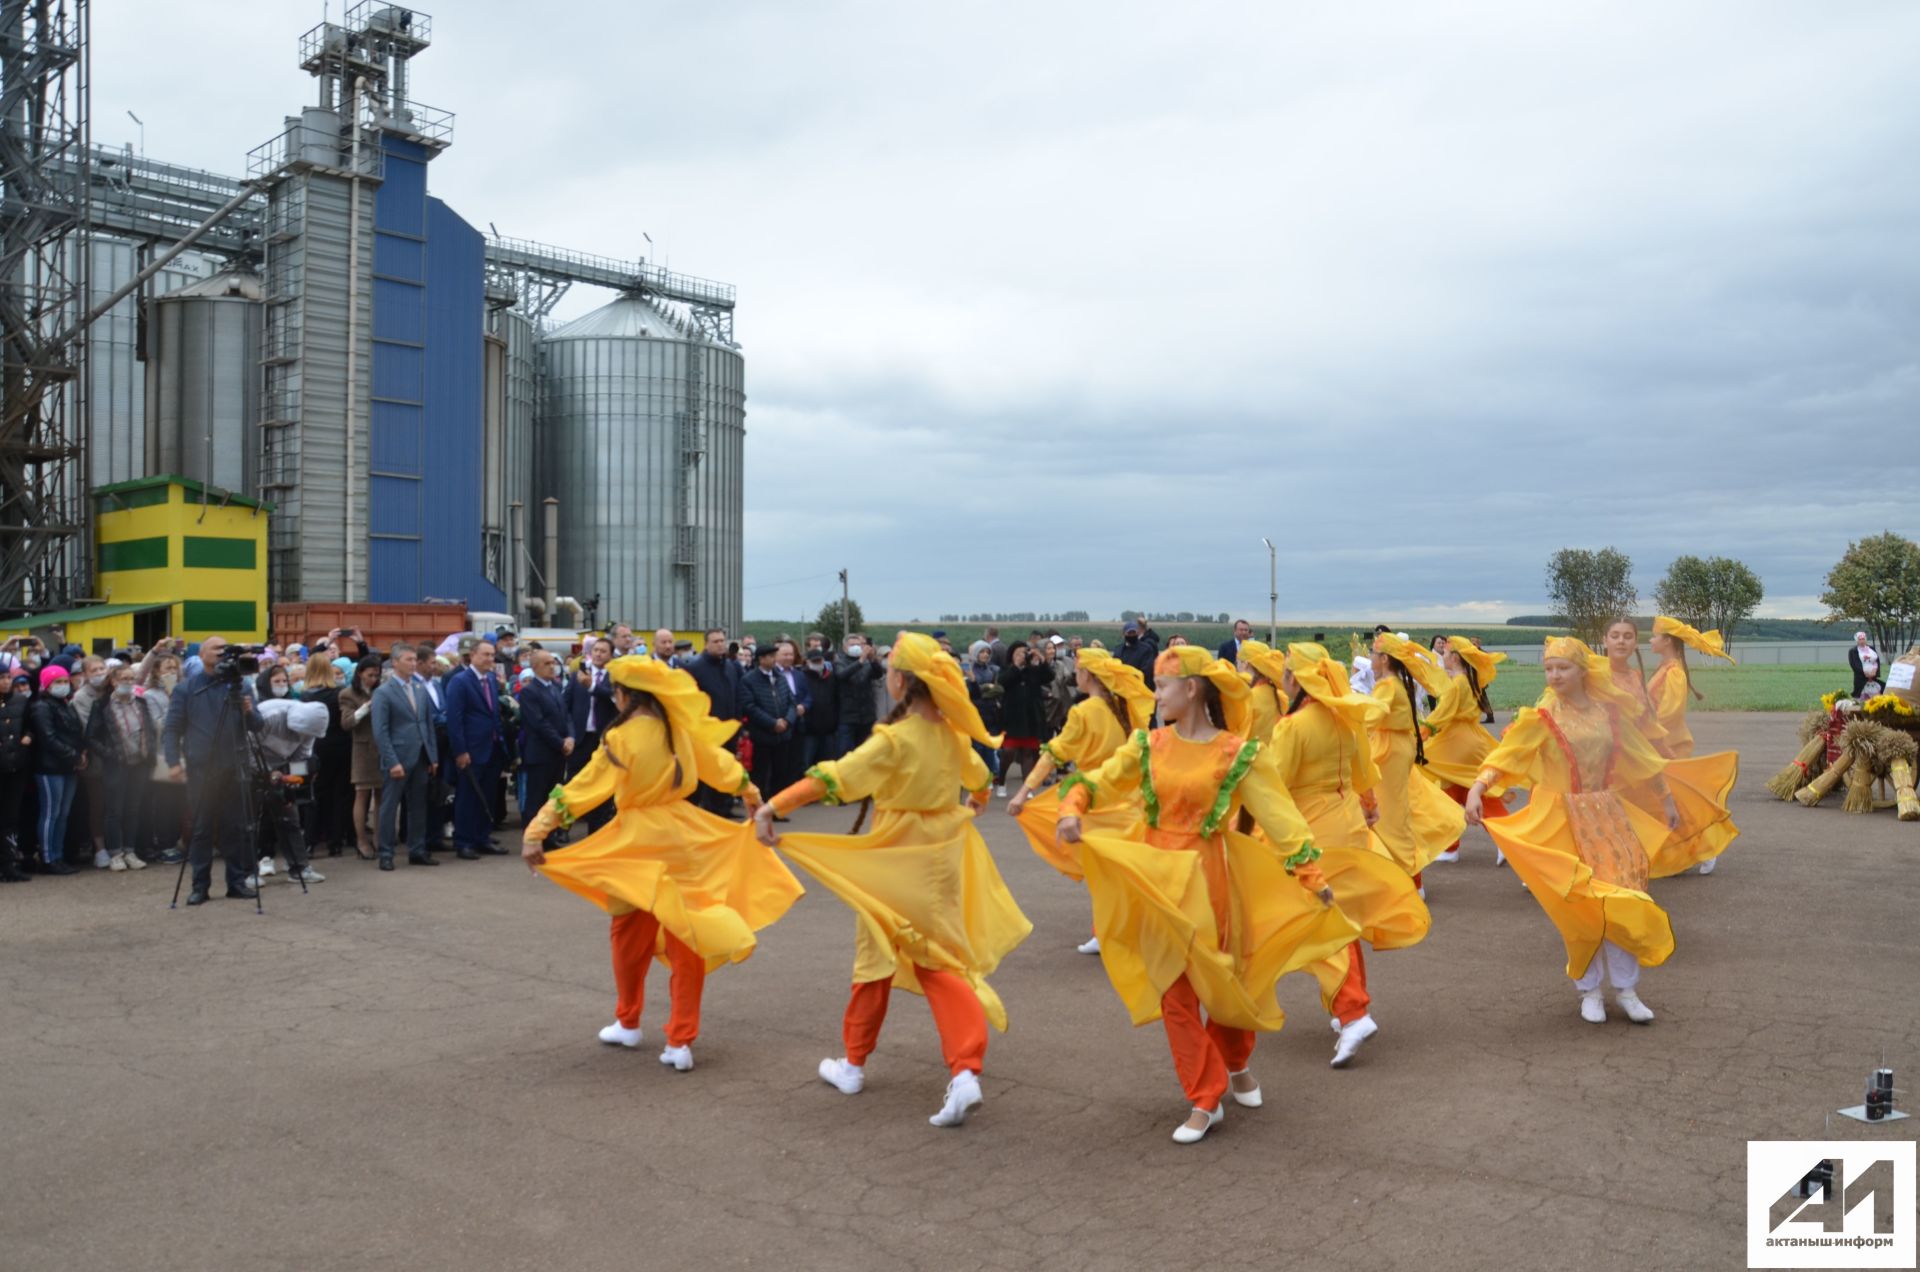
left=34, top=773, right=76, bottom=865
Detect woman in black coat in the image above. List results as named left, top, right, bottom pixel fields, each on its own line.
left=0, top=671, right=33, bottom=881
left=27, top=666, right=86, bottom=874
left=997, top=641, right=1053, bottom=792
left=304, top=655, right=354, bottom=857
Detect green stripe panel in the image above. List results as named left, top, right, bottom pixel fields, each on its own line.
left=183, top=536, right=257, bottom=570
left=98, top=536, right=169, bottom=572
left=181, top=600, right=257, bottom=633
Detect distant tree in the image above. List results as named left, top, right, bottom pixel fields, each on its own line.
left=1821, top=532, right=1920, bottom=657
left=1544, top=547, right=1638, bottom=645
left=1652, top=555, right=1764, bottom=651
left=816, top=596, right=866, bottom=647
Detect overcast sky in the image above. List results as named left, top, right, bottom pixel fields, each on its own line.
left=95, top=1, right=1918, bottom=623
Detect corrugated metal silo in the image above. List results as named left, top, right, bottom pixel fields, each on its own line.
left=145, top=270, right=264, bottom=496
left=83, top=238, right=214, bottom=486
left=539, top=295, right=743, bottom=633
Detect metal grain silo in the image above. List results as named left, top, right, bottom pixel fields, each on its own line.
left=83, top=237, right=214, bottom=486
left=539, top=295, right=743, bottom=633
left=145, top=270, right=264, bottom=496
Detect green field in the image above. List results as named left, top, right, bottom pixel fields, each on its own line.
left=740, top=620, right=1561, bottom=656
left=1487, top=663, right=1840, bottom=712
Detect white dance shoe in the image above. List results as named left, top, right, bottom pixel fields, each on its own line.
left=1436, top=849, right=1460, bottom=863
left=1076, top=936, right=1101, bottom=955
left=658, top=1044, right=694, bottom=1071
left=1578, top=991, right=1606, bottom=1024
left=598, top=1021, right=643, bottom=1048
left=1227, top=1068, right=1262, bottom=1108
left=1330, top=1014, right=1378, bottom=1068
left=818, top=1057, right=864, bottom=1095
left=1698, top=858, right=1717, bottom=875
left=1172, top=1105, right=1223, bottom=1144
left=1615, top=991, right=1655, bottom=1024
left=929, top=1070, right=982, bottom=1127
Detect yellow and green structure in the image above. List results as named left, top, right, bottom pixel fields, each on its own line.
left=0, top=476, right=271, bottom=650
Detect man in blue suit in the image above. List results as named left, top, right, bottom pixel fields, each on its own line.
left=1216, top=618, right=1253, bottom=664
left=444, top=639, right=506, bottom=860
left=162, top=634, right=264, bottom=905
left=740, top=643, right=797, bottom=801
left=518, top=648, right=574, bottom=846
left=372, top=643, right=440, bottom=870
left=563, top=636, right=617, bottom=833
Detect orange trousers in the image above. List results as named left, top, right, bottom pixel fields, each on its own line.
left=1161, top=975, right=1255, bottom=1112
left=1443, top=782, right=1508, bottom=851
left=844, top=966, right=987, bottom=1076
left=610, top=910, right=705, bottom=1047
left=1330, top=942, right=1370, bottom=1026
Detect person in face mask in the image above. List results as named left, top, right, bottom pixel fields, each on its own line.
left=84, top=665, right=155, bottom=871
left=834, top=634, right=883, bottom=755
left=256, top=666, right=293, bottom=702
left=0, top=672, right=32, bottom=882
left=29, top=665, right=86, bottom=874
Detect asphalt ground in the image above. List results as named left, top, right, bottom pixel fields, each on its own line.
left=3, top=712, right=1915, bottom=1272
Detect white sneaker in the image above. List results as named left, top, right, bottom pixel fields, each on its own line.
left=244, top=874, right=260, bottom=890
left=929, top=1070, right=983, bottom=1127
left=257, top=857, right=277, bottom=877
left=1076, top=936, right=1101, bottom=955
left=294, top=866, right=325, bottom=883
left=1172, top=1105, right=1223, bottom=1144
left=658, top=1044, right=694, bottom=1072
left=993, top=786, right=1007, bottom=798
left=1615, top=991, right=1655, bottom=1024
left=1227, top=1068, right=1262, bottom=1108
left=1698, top=858, right=1717, bottom=875
left=1436, top=849, right=1460, bottom=863
left=109, top=853, right=128, bottom=872
left=1578, top=991, right=1606, bottom=1024
left=123, top=852, right=147, bottom=871
left=1330, top=1014, right=1378, bottom=1068
left=598, top=1021, right=643, bottom=1048
left=1495, top=848, right=1507, bottom=867
left=818, top=1057, right=864, bottom=1095
left=93, top=849, right=111, bottom=869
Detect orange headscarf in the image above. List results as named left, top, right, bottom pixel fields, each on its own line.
left=1153, top=645, right=1251, bottom=737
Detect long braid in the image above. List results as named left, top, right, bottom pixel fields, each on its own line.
left=1093, top=681, right=1130, bottom=736
left=1200, top=680, right=1226, bottom=730
left=1465, top=665, right=1490, bottom=716
left=1677, top=645, right=1704, bottom=700
left=1390, top=658, right=1426, bottom=765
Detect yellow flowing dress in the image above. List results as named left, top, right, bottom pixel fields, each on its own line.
left=1419, top=674, right=1501, bottom=791
left=1610, top=663, right=1739, bottom=877
left=1477, top=695, right=1677, bottom=978
left=530, top=715, right=805, bottom=972
left=1014, top=696, right=1142, bottom=878
left=1060, top=727, right=1362, bottom=1031
left=1368, top=678, right=1466, bottom=875
left=770, top=713, right=1033, bottom=1030
left=1246, top=681, right=1281, bottom=750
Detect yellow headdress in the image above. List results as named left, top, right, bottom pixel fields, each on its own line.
left=1537, top=636, right=1642, bottom=713
left=888, top=631, right=1000, bottom=748
left=1153, top=645, right=1251, bottom=736
left=1240, top=640, right=1286, bottom=686
left=1445, top=636, right=1507, bottom=685
left=606, top=656, right=739, bottom=778
left=1284, top=642, right=1386, bottom=734
left=1372, top=631, right=1449, bottom=699
left=1653, top=615, right=1735, bottom=664
left=1076, top=648, right=1156, bottom=731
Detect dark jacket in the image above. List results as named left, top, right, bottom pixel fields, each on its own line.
left=30, top=694, right=86, bottom=775
left=999, top=647, right=1052, bottom=740
left=801, top=663, right=839, bottom=737
left=85, top=692, right=156, bottom=767
left=686, top=652, right=741, bottom=722
left=162, top=670, right=262, bottom=768
left=444, top=666, right=504, bottom=766
left=565, top=664, right=618, bottom=738
left=518, top=675, right=572, bottom=766
left=310, top=685, right=350, bottom=761
left=0, top=695, right=29, bottom=775
left=1118, top=631, right=1161, bottom=681
left=740, top=665, right=797, bottom=746
left=834, top=654, right=882, bottom=727
left=966, top=663, right=1004, bottom=735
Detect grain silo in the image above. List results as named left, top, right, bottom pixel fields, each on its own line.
left=539, top=295, right=743, bottom=633
left=144, top=269, right=265, bottom=496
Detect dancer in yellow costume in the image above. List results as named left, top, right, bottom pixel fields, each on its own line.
left=753, top=632, right=1031, bottom=1130
left=1007, top=648, right=1154, bottom=955
left=1369, top=633, right=1467, bottom=890
left=1464, top=637, right=1680, bottom=1025
left=1057, top=646, right=1361, bottom=1145
left=1237, top=639, right=1283, bottom=743
left=1258, top=642, right=1432, bottom=1068
left=1599, top=617, right=1739, bottom=878
left=522, top=657, right=804, bottom=1073
left=1420, top=636, right=1510, bottom=864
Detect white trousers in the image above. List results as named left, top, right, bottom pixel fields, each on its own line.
left=1572, top=940, right=1641, bottom=993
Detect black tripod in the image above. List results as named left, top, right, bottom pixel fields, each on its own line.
left=169, top=679, right=306, bottom=913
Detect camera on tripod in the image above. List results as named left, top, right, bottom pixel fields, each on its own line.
left=211, top=644, right=263, bottom=683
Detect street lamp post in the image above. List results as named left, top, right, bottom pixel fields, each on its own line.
left=1261, top=537, right=1277, bottom=645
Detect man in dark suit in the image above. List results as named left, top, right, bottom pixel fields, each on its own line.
left=1217, top=618, right=1254, bottom=664
left=417, top=654, right=452, bottom=850
left=161, top=634, right=263, bottom=904
left=741, top=643, right=797, bottom=801
left=564, top=636, right=617, bottom=832
left=444, top=639, right=506, bottom=860
left=685, top=628, right=743, bottom=816
left=518, top=649, right=574, bottom=844
left=772, top=640, right=812, bottom=792
left=371, top=642, right=440, bottom=870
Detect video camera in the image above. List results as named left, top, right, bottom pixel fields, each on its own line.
left=210, top=643, right=264, bottom=683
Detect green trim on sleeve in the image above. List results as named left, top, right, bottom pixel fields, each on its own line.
left=807, top=764, right=844, bottom=807
left=1199, top=739, right=1261, bottom=838
left=1040, top=740, right=1065, bottom=767
left=1056, top=771, right=1096, bottom=808
left=548, top=785, right=575, bottom=830
left=1283, top=842, right=1321, bottom=873
left=1136, top=730, right=1159, bottom=829
left=733, top=771, right=754, bottom=795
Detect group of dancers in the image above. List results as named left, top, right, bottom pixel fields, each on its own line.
left=519, top=617, right=1740, bottom=1144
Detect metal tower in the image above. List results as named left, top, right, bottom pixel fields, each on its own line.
left=0, top=0, right=89, bottom=613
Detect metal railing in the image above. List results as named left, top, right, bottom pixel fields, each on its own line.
left=246, top=123, right=385, bottom=181
left=375, top=99, right=454, bottom=146
left=485, top=235, right=736, bottom=309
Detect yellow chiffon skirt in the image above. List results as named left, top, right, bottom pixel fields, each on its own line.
left=1014, top=783, right=1145, bottom=880
left=1075, top=827, right=1361, bottom=1032
left=538, top=800, right=806, bottom=973
left=1627, top=750, right=1740, bottom=878
left=1419, top=719, right=1499, bottom=790
left=1482, top=788, right=1676, bottom=979
left=1373, top=755, right=1468, bottom=876
left=772, top=805, right=1033, bottom=1031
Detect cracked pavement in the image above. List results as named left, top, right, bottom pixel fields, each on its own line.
left=3, top=714, right=1914, bottom=1271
